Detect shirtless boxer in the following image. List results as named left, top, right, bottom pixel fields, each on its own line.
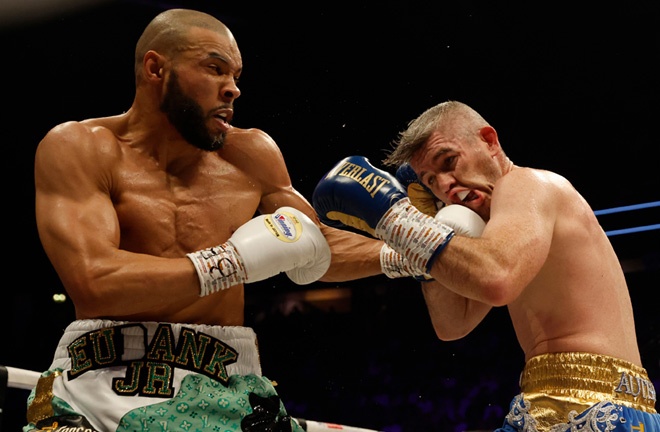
left=25, top=8, right=424, bottom=432
left=313, top=100, right=660, bottom=431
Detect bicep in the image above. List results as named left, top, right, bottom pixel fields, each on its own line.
left=37, top=191, right=119, bottom=255
left=260, top=185, right=319, bottom=221
left=479, top=171, right=557, bottom=285
left=35, top=125, right=120, bottom=290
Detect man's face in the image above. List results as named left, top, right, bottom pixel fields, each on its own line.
left=160, top=70, right=225, bottom=151
left=410, top=132, right=499, bottom=220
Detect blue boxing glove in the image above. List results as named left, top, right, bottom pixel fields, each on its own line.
left=395, top=163, right=444, bottom=217
left=313, top=155, right=407, bottom=237
left=313, top=156, right=455, bottom=274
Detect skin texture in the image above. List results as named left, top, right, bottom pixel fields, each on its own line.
left=395, top=101, right=641, bottom=366
left=35, top=9, right=383, bottom=326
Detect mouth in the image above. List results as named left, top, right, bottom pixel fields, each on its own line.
left=213, top=108, right=233, bottom=126
left=455, top=189, right=478, bottom=204
left=449, top=189, right=480, bottom=205
left=457, top=190, right=469, bottom=201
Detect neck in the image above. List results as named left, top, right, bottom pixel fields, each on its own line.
left=503, top=158, right=515, bottom=174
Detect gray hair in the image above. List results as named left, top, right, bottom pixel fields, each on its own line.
left=383, top=100, right=490, bottom=167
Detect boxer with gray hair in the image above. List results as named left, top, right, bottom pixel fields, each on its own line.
left=313, top=100, right=660, bottom=432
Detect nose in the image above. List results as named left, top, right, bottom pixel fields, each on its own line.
left=430, top=172, right=455, bottom=201
left=221, top=79, right=240, bottom=101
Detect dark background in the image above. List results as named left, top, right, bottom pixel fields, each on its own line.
left=1, top=1, right=659, bottom=431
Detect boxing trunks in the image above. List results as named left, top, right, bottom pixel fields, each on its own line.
left=23, top=319, right=303, bottom=432
left=496, top=352, right=660, bottom=432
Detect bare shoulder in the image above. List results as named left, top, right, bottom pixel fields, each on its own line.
left=225, top=127, right=280, bottom=153
left=501, top=166, right=570, bottom=187
left=223, top=126, right=288, bottom=174
left=222, top=126, right=300, bottom=211
left=35, top=118, right=125, bottom=194
left=37, top=118, right=123, bottom=164
left=496, top=167, right=575, bottom=201
left=490, top=167, right=583, bottom=228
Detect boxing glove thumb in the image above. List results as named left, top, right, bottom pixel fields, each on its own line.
left=434, top=205, right=485, bottom=238
left=282, top=209, right=332, bottom=285
left=396, top=163, right=444, bottom=217
left=231, top=207, right=331, bottom=285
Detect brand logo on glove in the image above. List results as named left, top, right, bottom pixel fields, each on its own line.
left=265, top=211, right=301, bottom=243
left=331, top=160, right=391, bottom=198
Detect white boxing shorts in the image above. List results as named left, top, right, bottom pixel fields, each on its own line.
left=23, top=319, right=303, bottom=432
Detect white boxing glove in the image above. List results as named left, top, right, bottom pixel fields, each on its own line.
left=187, top=207, right=331, bottom=296
left=434, top=205, right=485, bottom=238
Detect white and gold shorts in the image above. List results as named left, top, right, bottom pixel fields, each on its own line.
left=24, top=319, right=303, bottom=432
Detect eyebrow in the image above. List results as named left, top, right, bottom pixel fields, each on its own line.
left=207, top=52, right=242, bottom=75
left=208, top=52, right=229, bottom=63
left=417, top=148, right=452, bottom=180
left=208, top=51, right=228, bottom=63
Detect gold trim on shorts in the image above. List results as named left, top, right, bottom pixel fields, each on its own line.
left=26, top=371, right=60, bottom=425
left=519, top=352, right=656, bottom=430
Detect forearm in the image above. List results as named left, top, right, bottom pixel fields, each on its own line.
left=319, top=225, right=383, bottom=282
left=62, top=253, right=201, bottom=319
left=427, top=234, right=528, bottom=307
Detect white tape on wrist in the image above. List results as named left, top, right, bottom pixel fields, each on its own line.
left=380, top=243, right=409, bottom=278
left=187, top=242, right=247, bottom=296
left=380, top=244, right=431, bottom=280
left=375, top=199, right=454, bottom=274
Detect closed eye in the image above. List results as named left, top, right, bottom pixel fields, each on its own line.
left=207, top=64, right=240, bottom=85
left=443, top=155, right=457, bottom=170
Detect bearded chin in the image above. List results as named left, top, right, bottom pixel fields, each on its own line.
left=161, top=73, right=226, bottom=151
left=164, top=103, right=225, bottom=151
left=207, top=134, right=225, bottom=151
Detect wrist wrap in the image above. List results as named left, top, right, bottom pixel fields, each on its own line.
left=380, top=244, right=432, bottom=280
left=375, top=199, right=455, bottom=274
left=187, top=242, right=247, bottom=296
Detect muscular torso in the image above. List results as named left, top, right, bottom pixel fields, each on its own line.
left=505, top=172, right=641, bottom=365
left=36, top=113, right=383, bottom=327
left=113, top=143, right=259, bottom=257
left=111, top=142, right=260, bottom=325
left=37, top=113, right=312, bottom=326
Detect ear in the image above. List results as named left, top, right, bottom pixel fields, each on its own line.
left=144, top=50, right=164, bottom=81
left=479, top=126, right=501, bottom=155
